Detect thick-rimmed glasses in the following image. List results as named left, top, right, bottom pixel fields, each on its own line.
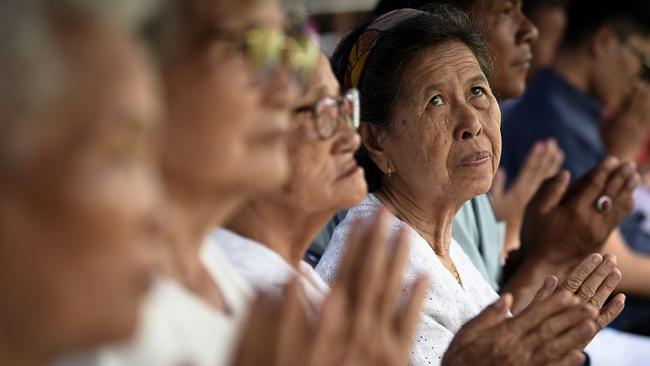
left=294, top=88, right=360, bottom=140
left=202, top=25, right=319, bottom=87
left=625, top=42, right=650, bottom=81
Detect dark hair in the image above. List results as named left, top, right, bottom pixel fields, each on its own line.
left=331, top=4, right=491, bottom=192
left=370, top=0, right=478, bottom=19
left=522, top=0, right=567, bottom=15
left=563, top=0, right=650, bottom=47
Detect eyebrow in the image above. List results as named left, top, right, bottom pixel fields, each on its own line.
left=420, top=73, right=489, bottom=96
left=467, top=74, right=489, bottom=86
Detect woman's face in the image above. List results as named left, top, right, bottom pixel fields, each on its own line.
left=377, top=42, right=501, bottom=204
left=0, top=24, right=162, bottom=355
left=163, top=0, right=295, bottom=195
left=276, top=54, right=366, bottom=213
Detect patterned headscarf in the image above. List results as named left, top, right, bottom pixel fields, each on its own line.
left=344, top=9, right=425, bottom=89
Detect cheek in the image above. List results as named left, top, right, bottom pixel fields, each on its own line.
left=393, top=118, right=451, bottom=179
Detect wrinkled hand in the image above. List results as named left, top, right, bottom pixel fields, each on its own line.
left=492, top=139, right=564, bottom=255
left=601, top=81, right=650, bottom=161
left=442, top=284, right=598, bottom=366
left=521, top=157, right=638, bottom=265
left=233, top=209, right=429, bottom=366
left=550, top=253, right=626, bottom=348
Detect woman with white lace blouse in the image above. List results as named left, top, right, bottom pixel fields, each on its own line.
left=316, top=6, right=624, bottom=366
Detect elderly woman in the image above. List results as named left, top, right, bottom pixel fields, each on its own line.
left=216, top=53, right=367, bottom=312
left=0, top=1, right=163, bottom=365
left=316, top=6, right=623, bottom=364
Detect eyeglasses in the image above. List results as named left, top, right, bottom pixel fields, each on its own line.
left=203, top=25, right=319, bottom=87
left=625, top=42, right=650, bottom=81
left=294, top=88, right=360, bottom=140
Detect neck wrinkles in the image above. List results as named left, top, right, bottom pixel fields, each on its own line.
left=377, top=179, right=463, bottom=257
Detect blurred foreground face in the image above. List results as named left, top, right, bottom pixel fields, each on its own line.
left=468, top=0, right=539, bottom=99
left=163, top=0, right=296, bottom=195
left=0, top=21, right=162, bottom=359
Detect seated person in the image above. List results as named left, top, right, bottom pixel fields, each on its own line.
left=316, top=6, right=622, bottom=365
left=502, top=0, right=650, bottom=335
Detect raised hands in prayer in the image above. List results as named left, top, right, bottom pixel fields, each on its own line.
left=442, top=284, right=598, bottom=366
left=491, top=139, right=564, bottom=257
left=551, top=253, right=626, bottom=348
left=521, top=157, right=638, bottom=266
left=234, top=209, right=429, bottom=366
left=601, top=81, right=650, bottom=162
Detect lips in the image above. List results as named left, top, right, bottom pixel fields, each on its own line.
left=459, top=150, right=492, bottom=167
left=337, top=157, right=361, bottom=180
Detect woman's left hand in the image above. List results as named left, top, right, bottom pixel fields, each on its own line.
left=528, top=253, right=626, bottom=350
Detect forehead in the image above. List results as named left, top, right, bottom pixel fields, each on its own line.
left=57, top=22, right=160, bottom=132
left=294, top=53, right=339, bottom=107
left=401, top=42, right=483, bottom=88
left=470, top=0, right=518, bottom=16
left=202, top=0, right=283, bottom=29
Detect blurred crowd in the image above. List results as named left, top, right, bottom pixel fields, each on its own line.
left=1, top=0, right=650, bottom=365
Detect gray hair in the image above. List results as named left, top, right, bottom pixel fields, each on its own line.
left=0, top=0, right=161, bottom=175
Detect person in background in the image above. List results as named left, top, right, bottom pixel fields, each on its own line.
left=523, top=0, right=568, bottom=79
left=502, top=0, right=650, bottom=338
left=0, top=0, right=165, bottom=364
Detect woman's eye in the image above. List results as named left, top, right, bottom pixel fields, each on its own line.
left=429, top=95, right=444, bottom=106
left=470, top=87, right=485, bottom=97
left=501, top=5, right=514, bottom=16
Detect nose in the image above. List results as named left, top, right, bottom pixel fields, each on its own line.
left=517, top=13, right=539, bottom=45
left=454, top=103, right=482, bottom=141
left=332, top=117, right=361, bottom=154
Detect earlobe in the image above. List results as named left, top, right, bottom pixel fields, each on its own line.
left=358, top=122, right=391, bottom=174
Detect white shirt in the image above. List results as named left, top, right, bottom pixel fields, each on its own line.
left=59, top=237, right=252, bottom=366
left=316, top=194, right=499, bottom=366
left=214, top=228, right=330, bottom=316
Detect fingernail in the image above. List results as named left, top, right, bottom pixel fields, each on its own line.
left=604, top=157, right=618, bottom=169
left=592, top=254, right=602, bottom=264
left=494, top=297, right=505, bottom=311
left=544, top=276, right=555, bottom=289
left=614, top=299, right=625, bottom=311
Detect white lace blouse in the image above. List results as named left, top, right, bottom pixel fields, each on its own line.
left=315, top=194, right=499, bottom=365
